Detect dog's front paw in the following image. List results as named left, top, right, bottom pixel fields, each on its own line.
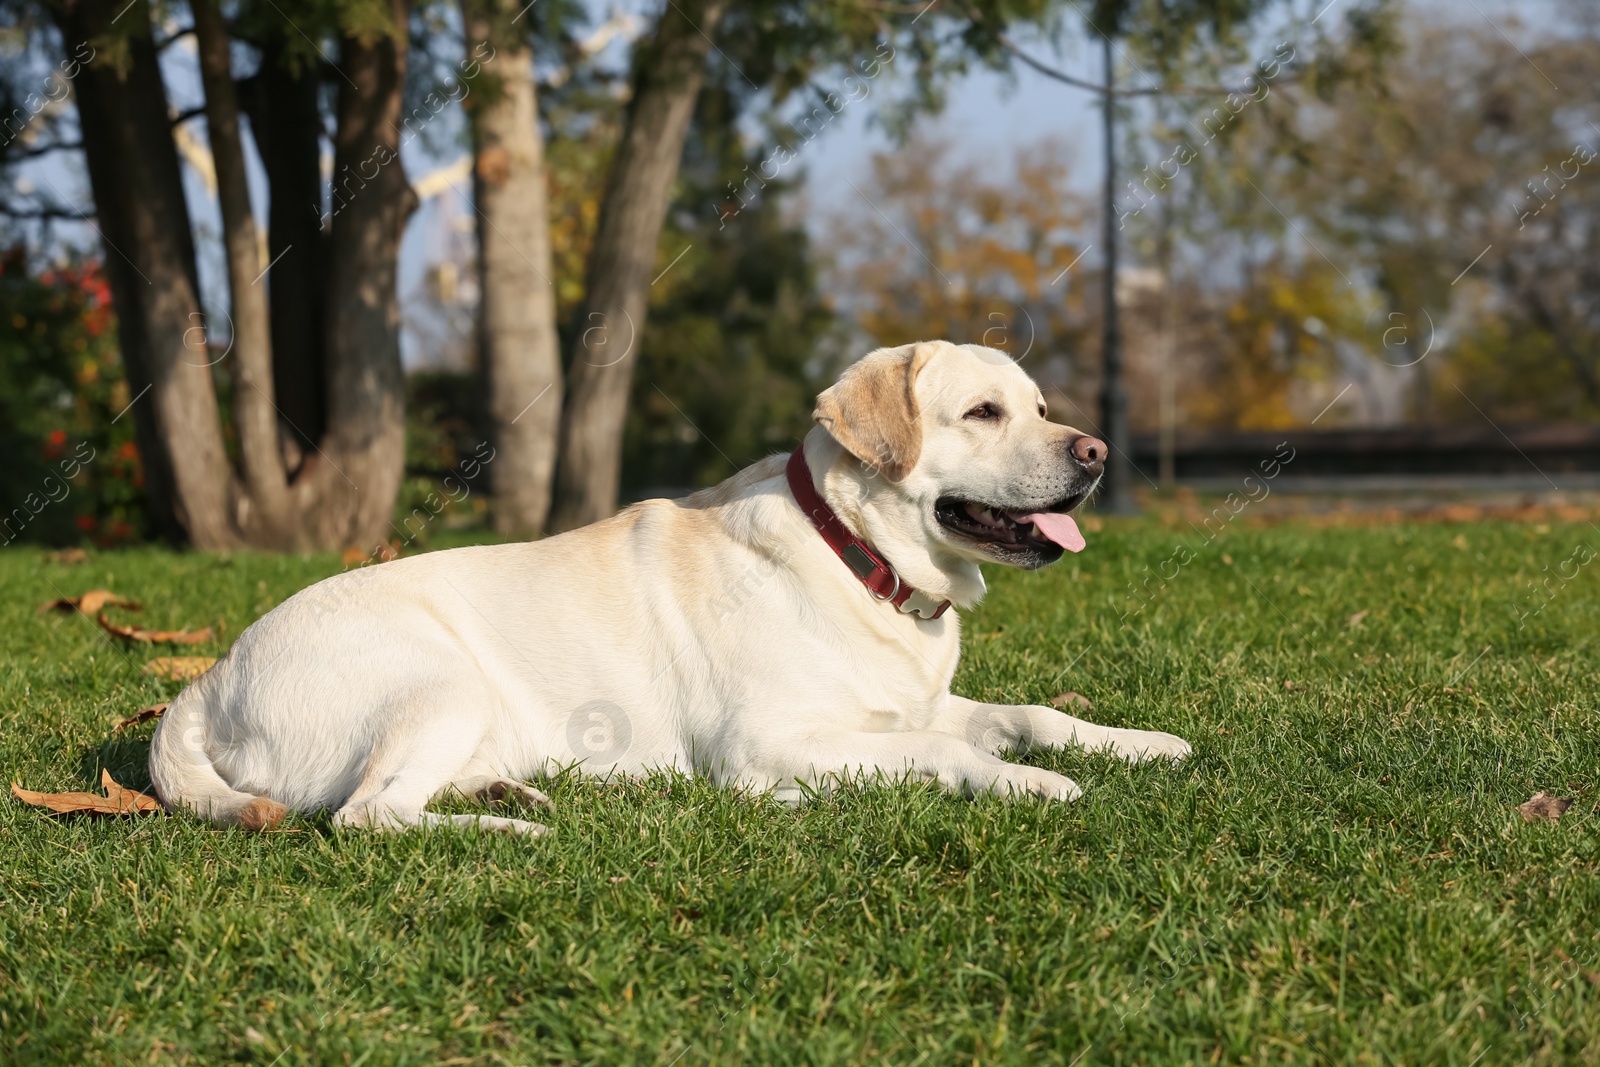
left=983, top=765, right=1083, bottom=802
left=1107, top=729, right=1192, bottom=763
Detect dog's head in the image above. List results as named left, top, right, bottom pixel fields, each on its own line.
left=812, top=341, right=1103, bottom=595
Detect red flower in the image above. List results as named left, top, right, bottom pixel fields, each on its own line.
left=76, top=515, right=97, bottom=532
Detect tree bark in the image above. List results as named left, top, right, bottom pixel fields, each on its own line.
left=59, top=8, right=178, bottom=543
left=53, top=0, right=416, bottom=551
left=296, top=1, right=416, bottom=548
left=192, top=0, right=294, bottom=546
left=53, top=0, right=238, bottom=549
left=239, top=38, right=328, bottom=468
left=462, top=0, right=563, bottom=535
left=548, top=0, right=727, bottom=533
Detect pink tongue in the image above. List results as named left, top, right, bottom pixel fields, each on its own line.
left=1017, top=512, right=1086, bottom=553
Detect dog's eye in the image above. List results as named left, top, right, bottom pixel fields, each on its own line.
left=964, top=402, right=1003, bottom=421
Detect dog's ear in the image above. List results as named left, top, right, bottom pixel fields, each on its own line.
left=813, top=343, right=937, bottom=481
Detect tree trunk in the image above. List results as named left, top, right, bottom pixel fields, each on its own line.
left=548, top=0, right=727, bottom=533
left=192, top=0, right=295, bottom=547
left=239, top=38, right=328, bottom=470
left=60, top=10, right=178, bottom=543
left=54, top=0, right=415, bottom=551
left=295, top=1, right=417, bottom=548
left=462, top=0, right=563, bottom=536
left=53, top=0, right=239, bottom=549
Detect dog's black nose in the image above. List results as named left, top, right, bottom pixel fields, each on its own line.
left=1068, top=435, right=1106, bottom=476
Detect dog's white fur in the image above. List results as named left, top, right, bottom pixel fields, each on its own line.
left=149, top=341, right=1190, bottom=833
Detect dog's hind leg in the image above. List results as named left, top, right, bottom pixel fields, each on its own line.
left=332, top=704, right=550, bottom=835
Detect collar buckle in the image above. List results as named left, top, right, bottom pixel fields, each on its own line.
left=787, top=443, right=952, bottom=621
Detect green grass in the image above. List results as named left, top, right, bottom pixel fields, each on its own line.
left=2, top=517, right=1598, bottom=1065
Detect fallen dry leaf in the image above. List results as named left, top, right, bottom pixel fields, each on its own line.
left=113, top=702, right=170, bottom=731
left=1050, top=691, right=1093, bottom=711
left=1346, top=610, right=1369, bottom=628
left=37, top=589, right=140, bottom=615
left=1221, top=553, right=1234, bottom=565
left=141, top=656, right=216, bottom=681
left=1517, top=792, right=1575, bottom=823
left=97, top=612, right=213, bottom=645
left=45, top=548, right=90, bottom=565
left=11, top=768, right=161, bottom=817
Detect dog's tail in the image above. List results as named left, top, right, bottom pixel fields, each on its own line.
left=147, top=687, right=287, bottom=830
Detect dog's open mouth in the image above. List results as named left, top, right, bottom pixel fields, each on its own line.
left=934, top=494, right=1089, bottom=554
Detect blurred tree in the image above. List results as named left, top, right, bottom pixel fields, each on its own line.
left=546, top=0, right=978, bottom=529
left=0, top=249, right=146, bottom=545
left=826, top=131, right=1094, bottom=397
left=28, top=0, right=416, bottom=550
left=621, top=74, right=838, bottom=495
left=1172, top=8, right=1600, bottom=425
left=459, top=0, right=570, bottom=535
left=943, top=0, right=1397, bottom=502
left=235, top=11, right=329, bottom=462
left=547, top=0, right=730, bottom=532
left=526, top=31, right=838, bottom=496
left=949, top=0, right=1301, bottom=509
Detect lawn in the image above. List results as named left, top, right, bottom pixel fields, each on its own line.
left=2, top=515, right=1598, bottom=1065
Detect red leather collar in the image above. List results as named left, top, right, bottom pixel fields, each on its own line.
left=786, top=443, right=951, bottom=620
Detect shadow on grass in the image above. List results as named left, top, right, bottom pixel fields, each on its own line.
left=74, top=732, right=155, bottom=793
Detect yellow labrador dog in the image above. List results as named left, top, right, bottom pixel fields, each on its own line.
left=150, top=341, right=1190, bottom=833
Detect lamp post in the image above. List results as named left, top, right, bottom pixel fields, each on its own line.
left=1098, top=33, right=1136, bottom=513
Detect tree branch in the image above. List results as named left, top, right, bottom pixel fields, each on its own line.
left=171, top=105, right=206, bottom=126
left=155, top=26, right=194, bottom=52
left=958, top=2, right=1300, bottom=99
left=6, top=139, right=84, bottom=158
left=0, top=203, right=89, bottom=220
left=994, top=31, right=1292, bottom=98
left=994, top=33, right=1127, bottom=95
